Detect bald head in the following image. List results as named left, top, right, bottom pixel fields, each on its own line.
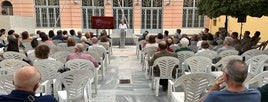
left=91, top=37, right=98, bottom=44
left=13, top=66, right=41, bottom=92
left=159, top=41, right=167, bottom=50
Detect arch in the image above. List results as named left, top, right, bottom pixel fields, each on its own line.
left=1, top=1, right=13, bottom=15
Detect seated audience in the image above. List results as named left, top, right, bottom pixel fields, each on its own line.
left=66, top=43, right=99, bottom=68
left=67, top=38, right=76, bottom=47
left=52, top=30, right=64, bottom=41
left=34, top=44, right=55, bottom=61
left=6, top=37, right=25, bottom=55
left=196, top=41, right=211, bottom=53
left=199, top=60, right=261, bottom=102
left=69, top=29, right=80, bottom=43
left=143, top=35, right=158, bottom=48
left=191, top=34, right=199, bottom=46
left=99, top=36, right=110, bottom=50
left=155, top=33, right=164, bottom=43
left=257, top=83, right=268, bottom=102
left=0, top=66, right=57, bottom=102
left=21, top=31, right=32, bottom=41
left=39, top=32, right=54, bottom=45
left=26, top=38, right=39, bottom=55
left=239, top=31, right=261, bottom=53
left=216, top=37, right=235, bottom=54
left=197, top=35, right=208, bottom=49
left=231, top=32, right=241, bottom=46
left=48, top=30, right=55, bottom=40
left=149, top=41, right=178, bottom=91
left=175, top=38, right=192, bottom=52
left=138, top=31, right=148, bottom=41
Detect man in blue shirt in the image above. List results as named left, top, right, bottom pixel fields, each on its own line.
left=199, top=60, right=261, bottom=102
left=0, top=66, right=57, bottom=102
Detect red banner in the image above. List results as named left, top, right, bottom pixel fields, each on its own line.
left=91, top=16, right=114, bottom=29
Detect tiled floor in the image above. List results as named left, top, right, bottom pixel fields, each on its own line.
left=92, top=46, right=168, bottom=102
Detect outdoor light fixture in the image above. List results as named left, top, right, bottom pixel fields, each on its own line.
left=73, top=0, right=78, bottom=4
left=166, top=0, right=171, bottom=6
left=135, top=0, right=140, bottom=6
left=106, top=0, right=111, bottom=5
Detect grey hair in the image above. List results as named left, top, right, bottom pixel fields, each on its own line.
left=224, top=37, right=233, bottom=45
left=75, top=43, right=85, bottom=52
left=226, top=59, right=248, bottom=83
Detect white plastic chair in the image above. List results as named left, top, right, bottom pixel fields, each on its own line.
left=151, top=56, right=180, bottom=96
left=241, top=49, right=263, bottom=61
left=142, top=46, right=158, bottom=76
left=22, top=40, right=33, bottom=52
left=0, top=74, right=14, bottom=94
left=244, top=71, right=268, bottom=88
left=99, top=42, right=111, bottom=64
left=176, top=51, right=195, bottom=76
left=33, top=59, right=64, bottom=95
left=85, top=50, right=105, bottom=80
left=53, top=51, right=72, bottom=64
left=246, top=54, right=268, bottom=76
left=54, top=69, right=94, bottom=102
left=182, top=56, right=212, bottom=74
left=218, top=50, right=238, bottom=58
left=65, top=59, right=99, bottom=94
left=0, top=59, right=30, bottom=73
left=87, top=46, right=107, bottom=71
left=136, top=40, right=145, bottom=59
left=212, top=55, right=243, bottom=71
left=168, top=73, right=216, bottom=102
left=195, top=50, right=217, bottom=60
left=57, top=43, right=67, bottom=49
left=3, top=51, right=27, bottom=60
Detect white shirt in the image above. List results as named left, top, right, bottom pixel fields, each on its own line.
left=119, top=23, right=127, bottom=31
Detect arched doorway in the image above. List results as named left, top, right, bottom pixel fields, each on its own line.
left=1, top=1, right=13, bottom=15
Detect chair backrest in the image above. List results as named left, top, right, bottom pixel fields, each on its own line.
left=244, top=71, right=268, bottom=88
left=3, top=51, right=27, bottom=60
left=188, top=45, right=198, bottom=53
left=195, top=50, right=217, bottom=60
left=99, top=42, right=109, bottom=50
left=0, top=74, right=14, bottom=94
left=218, top=50, right=238, bottom=58
left=27, top=52, right=37, bottom=63
left=54, top=69, right=94, bottom=100
left=241, top=49, right=263, bottom=61
left=66, top=46, right=75, bottom=53
left=246, top=54, right=268, bottom=75
left=85, top=51, right=101, bottom=61
left=172, top=73, right=216, bottom=102
left=214, top=55, right=243, bottom=71
left=33, top=59, right=63, bottom=81
left=183, top=56, right=212, bottom=73
left=57, top=43, right=67, bottom=49
left=0, top=59, right=30, bottom=72
left=53, top=51, right=72, bottom=63
left=153, top=56, right=180, bottom=79
left=176, top=51, right=195, bottom=64
left=65, top=59, right=95, bottom=70
left=87, top=46, right=106, bottom=59
left=22, top=40, right=33, bottom=51
left=143, top=47, right=158, bottom=59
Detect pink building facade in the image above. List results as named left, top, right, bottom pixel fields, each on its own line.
left=0, top=0, right=208, bottom=35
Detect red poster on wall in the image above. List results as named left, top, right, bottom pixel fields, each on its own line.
left=91, top=16, right=114, bottom=29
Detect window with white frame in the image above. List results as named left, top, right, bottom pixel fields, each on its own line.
left=35, top=0, right=60, bottom=27
left=141, top=0, right=162, bottom=33
left=113, top=0, right=133, bottom=29
left=182, top=0, right=205, bottom=28
left=82, top=0, right=104, bottom=29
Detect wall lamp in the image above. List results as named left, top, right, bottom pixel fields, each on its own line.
left=166, top=0, right=171, bottom=6
left=73, top=0, right=78, bottom=4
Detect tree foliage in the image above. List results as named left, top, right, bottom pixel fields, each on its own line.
left=197, top=0, right=268, bottom=18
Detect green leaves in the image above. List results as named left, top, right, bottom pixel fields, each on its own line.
left=197, top=0, right=268, bottom=18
